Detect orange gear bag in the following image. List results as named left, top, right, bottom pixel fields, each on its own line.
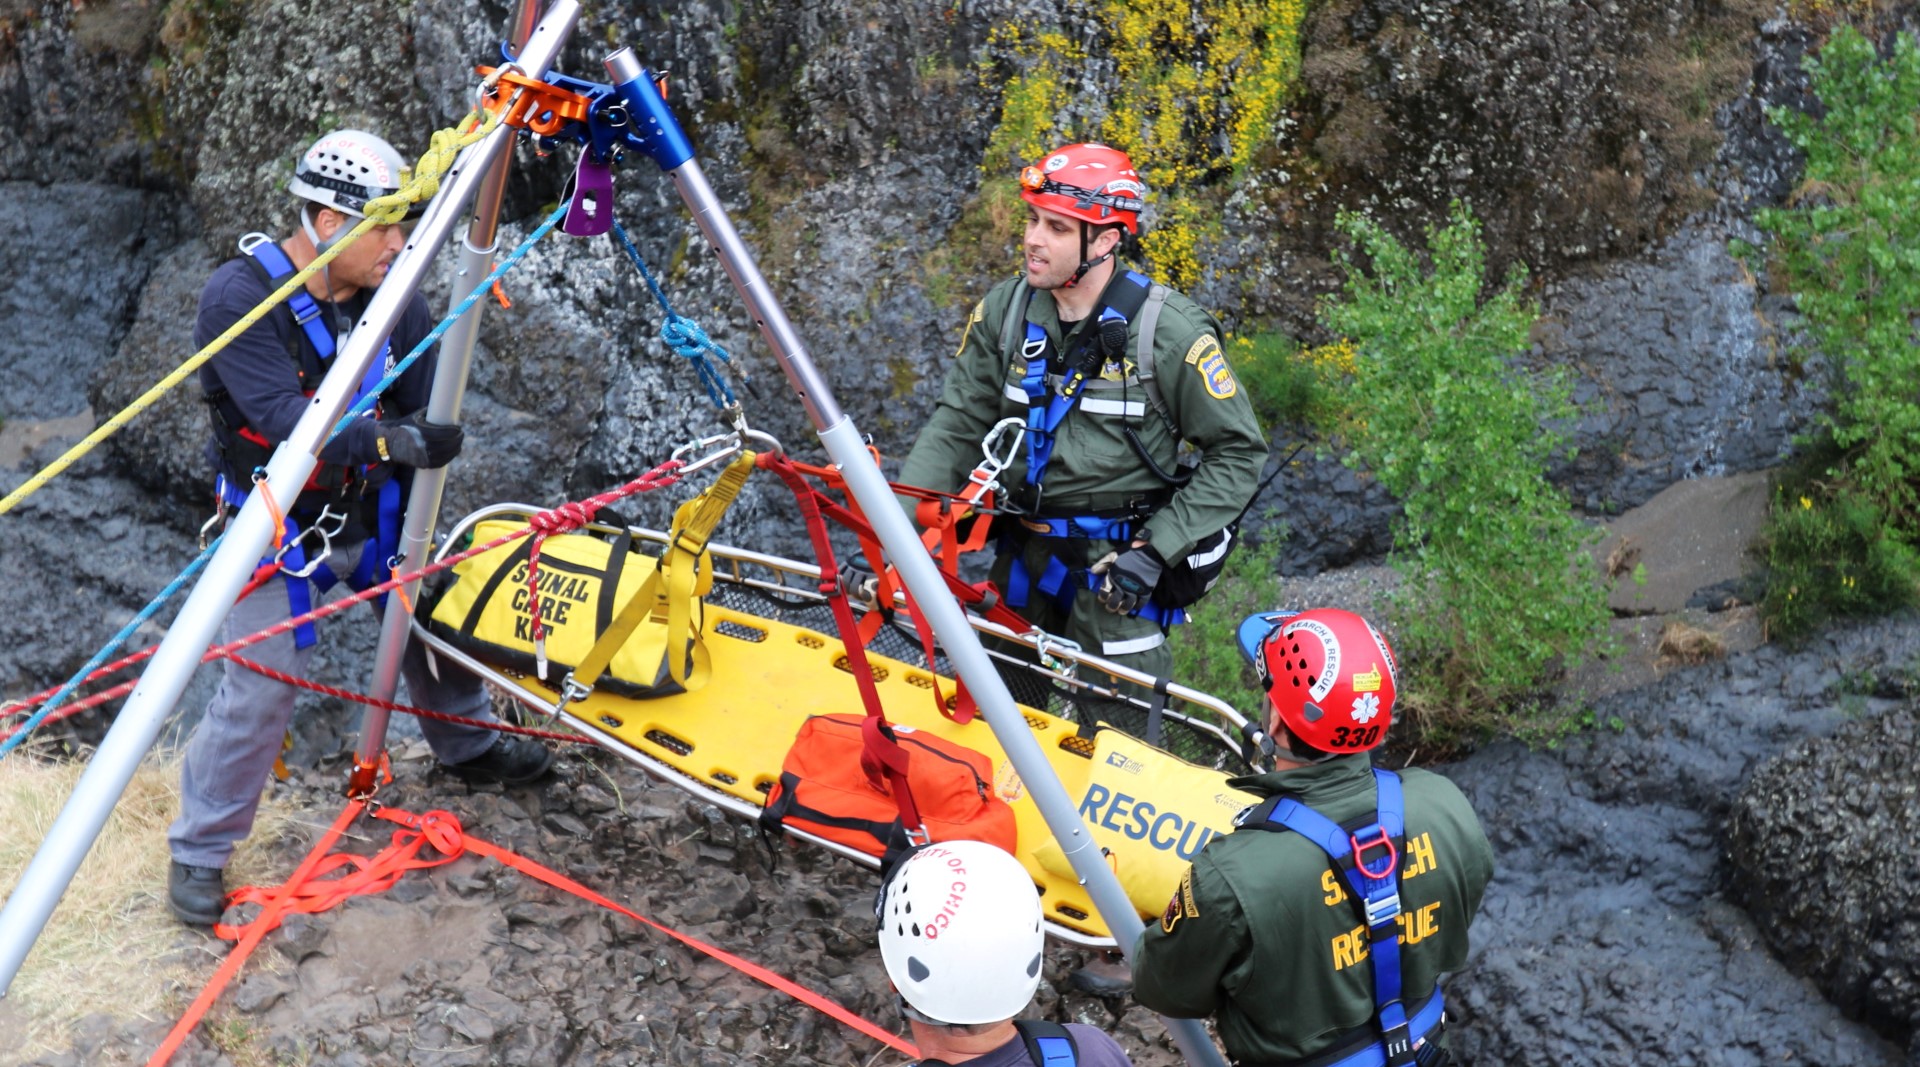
left=758, top=713, right=1017, bottom=859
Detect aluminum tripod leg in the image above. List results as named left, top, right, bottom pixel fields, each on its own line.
left=354, top=0, right=549, bottom=785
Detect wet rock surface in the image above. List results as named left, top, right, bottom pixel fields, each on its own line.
left=6, top=1, right=1920, bottom=1063
left=1443, top=614, right=1920, bottom=1065
left=1727, top=702, right=1920, bottom=1054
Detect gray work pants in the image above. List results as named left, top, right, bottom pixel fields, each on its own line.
left=168, top=537, right=499, bottom=868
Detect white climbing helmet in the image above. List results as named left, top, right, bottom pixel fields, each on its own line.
left=288, top=129, right=418, bottom=220
left=876, top=840, right=1045, bottom=1025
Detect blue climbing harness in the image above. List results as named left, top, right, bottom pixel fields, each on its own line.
left=222, top=237, right=404, bottom=649
left=1240, top=769, right=1446, bottom=1067
left=1004, top=270, right=1185, bottom=629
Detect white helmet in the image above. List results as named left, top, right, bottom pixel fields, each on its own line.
left=876, top=841, right=1044, bottom=1025
left=288, top=129, right=418, bottom=220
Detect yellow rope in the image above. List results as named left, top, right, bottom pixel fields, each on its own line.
left=0, top=105, right=507, bottom=519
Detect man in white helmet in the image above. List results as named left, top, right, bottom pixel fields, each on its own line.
left=876, top=840, right=1137, bottom=1065
left=167, top=129, right=553, bottom=927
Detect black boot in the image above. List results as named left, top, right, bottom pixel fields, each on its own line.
left=167, top=860, right=227, bottom=926
left=445, top=734, right=555, bottom=785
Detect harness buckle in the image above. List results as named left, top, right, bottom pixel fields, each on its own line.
left=1379, top=1008, right=1416, bottom=1067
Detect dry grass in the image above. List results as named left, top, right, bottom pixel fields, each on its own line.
left=1603, top=536, right=1642, bottom=580
left=1657, top=619, right=1729, bottom=667
left=0, top=749, right=299, bottom=1059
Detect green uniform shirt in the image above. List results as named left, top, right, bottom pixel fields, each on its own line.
left=898, top=274, right=1267, bottom=562
left=1132, top=754, right=1494, bottom=1065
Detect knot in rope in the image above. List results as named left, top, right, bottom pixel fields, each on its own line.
left=528, top=500, right=598, bottom=537
left=660, top=313, right=715, bottom=359
left=362, top=109, right=503, bottom=225
left=661, top=314, right=737, bottom=409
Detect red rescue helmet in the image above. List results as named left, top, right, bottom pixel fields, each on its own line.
left=1237, top=608, right=1398, bottom=756
left=1018, top=143, right=1147, bottom=234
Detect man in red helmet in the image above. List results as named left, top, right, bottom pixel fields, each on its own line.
left=1132, top=609, right=1493, bottom=1067
left=898, top=143, right=1266, bottom=690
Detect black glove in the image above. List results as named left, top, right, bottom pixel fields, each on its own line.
left=376, top=412, right=464, bottom=469
left=1093, top=544, right=1164, bottom=615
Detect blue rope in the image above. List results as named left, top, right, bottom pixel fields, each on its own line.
left=1, top=203, right=572, bottom=757
left=331, top=199, right=573, bottom=436
left=0, top=537, right=222, bottom=758
left=609, top=218, right=739, bottom=410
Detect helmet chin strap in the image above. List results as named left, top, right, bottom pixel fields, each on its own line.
left=300, top=202, right=347, bottom=302
left=1061, top=221, right=1114, bottom=290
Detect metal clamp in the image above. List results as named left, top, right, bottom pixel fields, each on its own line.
left=964, top=416, right=1025, bottom=499
left=553, top=672, right=594, bottom=716
left=198, top=502, right=229, bottom=550
left=1034, top=631, right=1083, bottom=679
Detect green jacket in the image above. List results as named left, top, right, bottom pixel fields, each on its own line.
left=1132, top=754, right=1494, bottom=1064
left=897, top=274, right=1267, bottom=562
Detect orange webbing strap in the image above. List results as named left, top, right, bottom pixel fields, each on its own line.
left=148, top=803, right=919, bottom=1064
left=757, top=451, right=927, bottom=835
left=773, top=458, right=1034, bottom=725
left=433, top=810, right=922, bottom=1059
left=147, top=799, right=370, bottom=1067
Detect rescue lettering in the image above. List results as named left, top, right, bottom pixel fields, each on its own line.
left=1077, top=784, right=1218, bottom=859
left=1402, top=831, right=1438, bottom=880
left=1329, top=901, right=1443, bottom=971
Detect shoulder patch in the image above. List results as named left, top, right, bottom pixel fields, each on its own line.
left=1195, top=342, right=1238, bottom=400
left=1183, top=333, right=1220, bottom=366
left=954, top=300, right=985, bottom=359
left=1160, top=865, right=1201, bottom=933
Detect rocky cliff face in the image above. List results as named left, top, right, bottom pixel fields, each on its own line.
left=4, top=0, right=1920, bottom=1061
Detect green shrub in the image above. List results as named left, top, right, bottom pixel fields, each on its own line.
left=1748, top=25, right=1920, bottom=639
left=1228, top=332, right=1349, bottom=430
left=1319, top=203, right=1611, bottom=741
left=1759, top=453, right=1920, bottom=639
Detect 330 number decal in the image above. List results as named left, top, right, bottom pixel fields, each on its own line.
left=1329, top=725, right=1381, bottom=749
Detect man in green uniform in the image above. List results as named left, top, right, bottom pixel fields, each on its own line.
left=897, top=142, right=1266, bottom=680
left=1133, top=608, right=1494, bottom=1066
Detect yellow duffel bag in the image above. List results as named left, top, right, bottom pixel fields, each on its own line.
left=423, top=520, right=696, bottom=698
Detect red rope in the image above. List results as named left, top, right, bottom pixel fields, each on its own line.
left=222, top=654, right=588, bottom=744
left=2, top=462, right=685, bottom=743
left=146, top=803, right=919, bottom=1065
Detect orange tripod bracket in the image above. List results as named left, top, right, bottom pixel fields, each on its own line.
left=475, top=66, right=594, bottom=137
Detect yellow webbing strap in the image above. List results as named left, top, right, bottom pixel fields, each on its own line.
left=570, top=451, right=757, bottom=690
left=0, top=106, right=507, bottom=520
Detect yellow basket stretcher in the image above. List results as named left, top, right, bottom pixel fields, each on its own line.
left=411, top=503, right=1269, bottom=947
